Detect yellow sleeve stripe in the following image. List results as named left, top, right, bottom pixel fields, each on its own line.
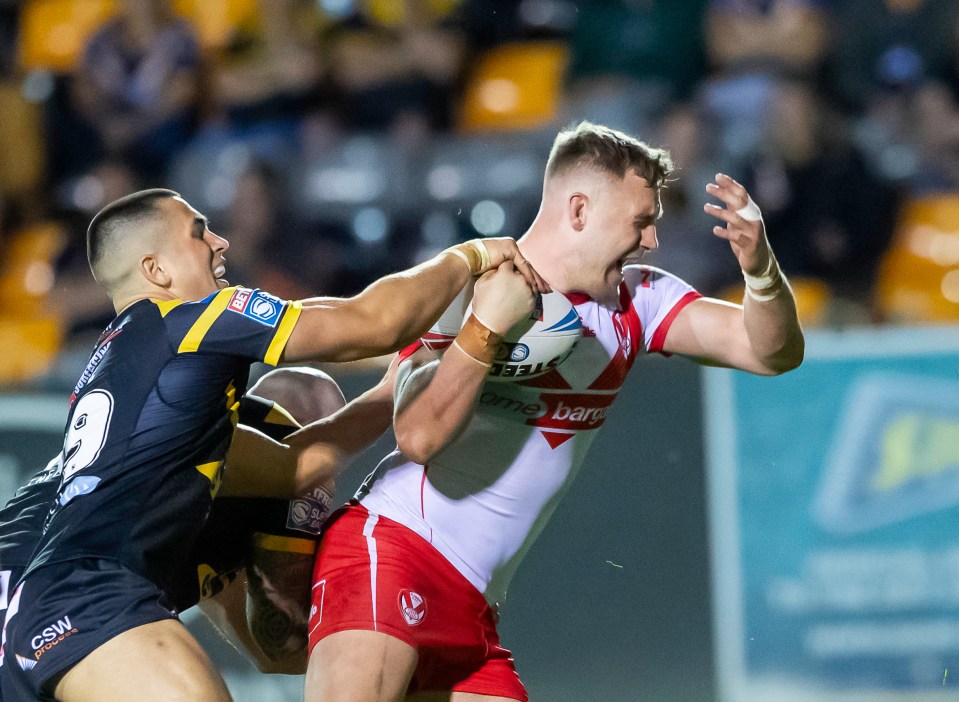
left=177, top=287, right=236, bottom=354
left=266, top=403, right=301, bottom=429
left=151, top=299, right=183, bottom=318
left=263, top=300, right=302, bottom=366
left=253, top=533, right=317, bottom=554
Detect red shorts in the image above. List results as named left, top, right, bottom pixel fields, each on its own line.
left=309, top=503, right=527, bottom=701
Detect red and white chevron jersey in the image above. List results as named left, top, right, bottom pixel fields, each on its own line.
left=357, top=265, right=701, bottom=605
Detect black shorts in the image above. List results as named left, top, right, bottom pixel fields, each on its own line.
left=0, top=559, right=177, bottom=700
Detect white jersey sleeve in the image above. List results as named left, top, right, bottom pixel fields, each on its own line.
left=623, top=265, right=701, bottom=354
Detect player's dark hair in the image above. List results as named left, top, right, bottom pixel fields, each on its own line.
left=545, top=121, right=674, bottom=189
left=86, top=188, right=179, bottom=278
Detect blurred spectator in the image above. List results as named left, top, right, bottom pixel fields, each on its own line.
left=458, top=0, right=576, bottom=49
left=564, top=0, right=708, bottom=133
left=828, top=0, right=958, bottom=112
left=700, top=0, right=834, bottom=172
left=912, top=81, right=959, bottom=192
left=851, top=76, right=959, bottom=194
left=647, top=102, right=734, bottom=295
left=212, top=0, right=327, bottom=132
left=47, top=162, right=141, bottom=342
left=325, top=0, right=467, bottom=133
left=213, top=160, right=319, bottom=299
left=64, top=0, right=202, bottom=181
left=744, top=81, right=900, bottom=304
left=705, top=0, right=833, bottom=79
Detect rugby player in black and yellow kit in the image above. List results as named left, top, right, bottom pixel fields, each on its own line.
left=0, top=189, right=547, bottom=702
left=0, top=365, right=393, bottom=694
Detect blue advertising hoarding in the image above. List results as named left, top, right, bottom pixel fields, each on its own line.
left=705, top=326, right=959, bottom=702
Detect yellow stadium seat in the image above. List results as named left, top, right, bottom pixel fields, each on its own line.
left=459, top=41, right=569, bottom=133
left=0, top=81, right=45, bottom=198
left=0, top=222, right=67, bottom=384
left=19, top=0, right=258, bottom=73
left=0, top=317, right=64, bottom=385
left=172, top=0, right=259, bottom=50
left=362, top=0, right=460, bottom=27
left=876, top=194, right=959, bottom=323
left=0, top=222, right=68, bottom=317
left=18, top=0, right=117, bottom=72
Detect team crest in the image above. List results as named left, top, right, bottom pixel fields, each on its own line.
left=398, top=590, right=427, bottom=626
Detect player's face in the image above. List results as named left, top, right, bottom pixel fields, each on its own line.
left=164, top=197, right=231, bottom=300
left=587, top=170, right=660, bottom=299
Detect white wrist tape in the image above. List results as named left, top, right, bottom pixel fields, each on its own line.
left=742, top=254, right=780, bottom=291
left=736, top=197, right=763, bottom=222
left=744, top=284, right=782, bottom=302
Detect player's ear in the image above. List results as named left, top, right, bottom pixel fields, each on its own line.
left=139, top=253, right=172, bottom=288
left=568, top=192, right=587, bottom=232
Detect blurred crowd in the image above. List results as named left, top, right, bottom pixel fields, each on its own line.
left=1, top=0, right=959, bottom=386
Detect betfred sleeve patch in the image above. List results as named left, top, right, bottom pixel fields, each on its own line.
left=226, top=289, right=284, bottom=327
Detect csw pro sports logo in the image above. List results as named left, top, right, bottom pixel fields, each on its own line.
left=29, top=614, right=78, bottom=662
left=227, top=289, right=284, bottom=327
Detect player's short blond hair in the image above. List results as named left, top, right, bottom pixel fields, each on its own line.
left=545, top=121, right=674, bottom=189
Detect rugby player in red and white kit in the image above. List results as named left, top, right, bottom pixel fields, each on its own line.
left=306, top=121, right=806, bottom=702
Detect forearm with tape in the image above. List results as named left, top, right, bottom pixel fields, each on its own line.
left=737, top=197, right=784, bottom=302
left=445, top=240, right=492, bottom=276
left=452, top=313, right=503, bottom=367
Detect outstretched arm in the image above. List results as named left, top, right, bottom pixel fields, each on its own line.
left=221, top=366, right=396, bottom=499
left=282, top=238, right=549, bottom=363
left=661, top=173, right=805, bottom=375
left=394, top=262, right=535, bottom=464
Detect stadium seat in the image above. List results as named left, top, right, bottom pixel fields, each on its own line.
left=459, top=41, right=569, bottom=133
left=876, top=194, right=959, bottom=323
left=0, top=317, right=64, bottom=384
left=0, top=81, right=45, bottom=199
left=18, top=0, right=117, bottom=72
left=0, top=223, right=68, bottom=383
left=361, top=0, right=459, bottom=27
left=172, top=0, right=259, bottom=51
left=19, top=0, right=258, bottom=72
left=0, top=222, right=68, bottom=317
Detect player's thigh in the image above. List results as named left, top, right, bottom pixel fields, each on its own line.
left=305, top=629, right=418, bottom=702
left=53, top=619, right=231, bottom=702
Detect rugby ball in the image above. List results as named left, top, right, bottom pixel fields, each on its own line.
left=422, top=281, right=582, bottom=381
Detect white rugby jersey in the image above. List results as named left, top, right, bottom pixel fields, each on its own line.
left=357, top=265, right=701, bottom=605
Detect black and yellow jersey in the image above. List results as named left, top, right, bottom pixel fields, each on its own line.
left=171, top=394, right=312, bottom=611
left=0, top=395, right=312, bottom=616
left=0, top=457, right=61, bottom=612
left=24, top=286, right=301, bottom=597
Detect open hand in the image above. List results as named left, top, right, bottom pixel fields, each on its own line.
left=703, top=173, right=773, bottom=275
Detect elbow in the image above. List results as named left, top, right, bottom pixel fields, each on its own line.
left=395, top=426, right=436, bottom=465
left=763, top=337, right=805, bottom=376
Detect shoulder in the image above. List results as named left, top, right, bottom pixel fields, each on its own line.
left=622, top=264, right=692, bottom=296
